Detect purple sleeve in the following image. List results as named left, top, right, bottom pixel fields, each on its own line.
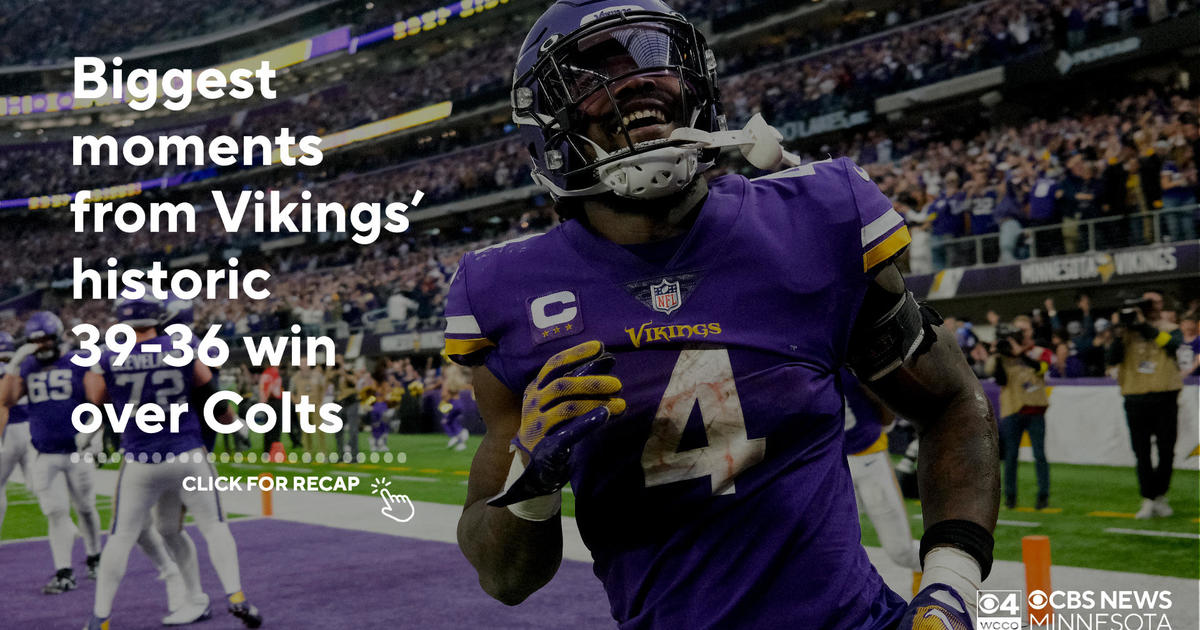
left=838, top=158, right=911, bottom=274
left=442, top=252, right=497, bottom=367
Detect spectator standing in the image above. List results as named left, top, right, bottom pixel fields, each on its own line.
left=1160, top=160, right=1197, bottom=242
left=902, top=201, right=934, bottom=274
left=1059, top=154, right=1100, bottom=253
left=1177, top=311, right=1200, bottom=376
left=1028, top=166, right=1064, bottom=256
left=995, top=180, right=1026, bottom=263
left=1099, top=149, right=1130, bottom=249
left=964, top=169, right=1001, bottom=263
left=926, top=171, right=965, bottom=269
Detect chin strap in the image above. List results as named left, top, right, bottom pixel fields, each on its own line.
left=536, top=114, right=802, bottom=200
left=669, top=113, right=803, bottom=171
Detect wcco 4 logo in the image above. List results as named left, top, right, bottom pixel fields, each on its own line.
left=977, top=590, right=1022, bottom=629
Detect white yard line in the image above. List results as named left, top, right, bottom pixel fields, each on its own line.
left=390, top=475, right=438, bottom=483
left=1104, top=528, right=1200, bottom=540
left=996, top=519, right=1041, bottom=527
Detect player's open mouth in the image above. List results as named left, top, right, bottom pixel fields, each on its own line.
left=620, top=108, right=668, bottom=130
left=608, top=101, right=676, bottom=147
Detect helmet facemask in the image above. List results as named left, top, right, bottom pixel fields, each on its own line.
left=514, top=13, right=724, bottom=200
left=31, top=334, right=60, bottom=363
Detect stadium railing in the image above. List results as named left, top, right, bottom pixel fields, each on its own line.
left=927, top=206, right=1200, bottom=269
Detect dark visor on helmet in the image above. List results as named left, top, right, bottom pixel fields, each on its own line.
left=516, top=16, right=711, bottom=180
left=551, top=22, right=701, bottom=107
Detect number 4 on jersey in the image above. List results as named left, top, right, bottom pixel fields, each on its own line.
left=641, top=348, right=765, bottom=495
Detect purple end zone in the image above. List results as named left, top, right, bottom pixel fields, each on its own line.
left=2, top=519, right=614, bottom=629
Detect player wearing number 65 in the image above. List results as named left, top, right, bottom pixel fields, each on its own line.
left=446, top=1, right=1000, bottom=628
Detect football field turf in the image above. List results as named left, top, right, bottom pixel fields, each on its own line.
left=4, top=433, right=1197, bottom=580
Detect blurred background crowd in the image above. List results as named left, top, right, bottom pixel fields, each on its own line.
left=0, top=0, right=1197, bottom=383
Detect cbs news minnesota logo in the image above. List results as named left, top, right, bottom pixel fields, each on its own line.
left=978, top=589, right=1176, bottom=629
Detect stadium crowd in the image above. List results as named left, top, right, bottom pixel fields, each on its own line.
left=5, top=0, right=1192, bottom=201
left=849, top=91, right=1200, bottom=269
left=0, top=0, right=313, bottom=65
left=1, top=88, right=1196, bottom=305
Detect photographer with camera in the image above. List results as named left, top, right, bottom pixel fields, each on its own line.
left=986, top=315, right=1053, bottom=510
left=1105, top=291, right=1183, bottom=519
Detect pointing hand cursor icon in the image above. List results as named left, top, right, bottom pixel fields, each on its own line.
left=379, top=488, right=415, bottom=524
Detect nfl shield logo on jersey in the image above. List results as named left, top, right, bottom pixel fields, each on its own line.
left=650, top=280, right=682, bottom=315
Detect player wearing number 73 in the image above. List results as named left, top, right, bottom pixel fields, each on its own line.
left=447, top=1, right=999, bottom=628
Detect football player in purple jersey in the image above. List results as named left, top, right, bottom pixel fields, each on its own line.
left=1, top=312, right=195, bottom=613
left=1, top=312, right=104, bottom=593
left=446, top=2, right=999, bottom=629
left=83, top=294, right=262, bottom=630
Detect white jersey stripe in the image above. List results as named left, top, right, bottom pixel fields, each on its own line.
left=860, top=208, right=903, bottom=247
left=445, top=315, right=482, bottom=335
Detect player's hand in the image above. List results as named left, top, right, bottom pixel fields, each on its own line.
left=5, top=343, right=36, bottom=375
left=898, top=583, right=972, bottom=629
left=488, top=340, right=625, bottom=508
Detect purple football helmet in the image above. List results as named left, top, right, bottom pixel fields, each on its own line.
left=24, top=311, right=64, bottom=362
left=512, top=0, right=724, bottom=200
left=163, top=293, right=195, bottom=327
left=114, top=293, right=165, bottom=328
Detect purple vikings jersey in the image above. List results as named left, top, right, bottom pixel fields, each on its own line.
left=445, top=158, right=910, bottom=629
left=967, top=190, right=998, bottom=235
left=20, top=353, right=89, bottom=454
left=1028, top=176, right=1059, bottom=222
left=6, top=397, right=30, bottom=424
left=929, top=192, right=964, bottom=237
left=842, top=368, right=885, bottom=455
left=94, top=335, right=204, bottom=458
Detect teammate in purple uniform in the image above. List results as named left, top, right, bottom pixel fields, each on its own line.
left=448, top=3, right=999, bottom=628
left=84, top=295, right=262, bottom=630
left=1, top=312, right=193, bottom=613
left=0, top=312, right=104, bottom=593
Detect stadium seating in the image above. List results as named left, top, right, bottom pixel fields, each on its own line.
left=0, top=0, right=1196, bottom=357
